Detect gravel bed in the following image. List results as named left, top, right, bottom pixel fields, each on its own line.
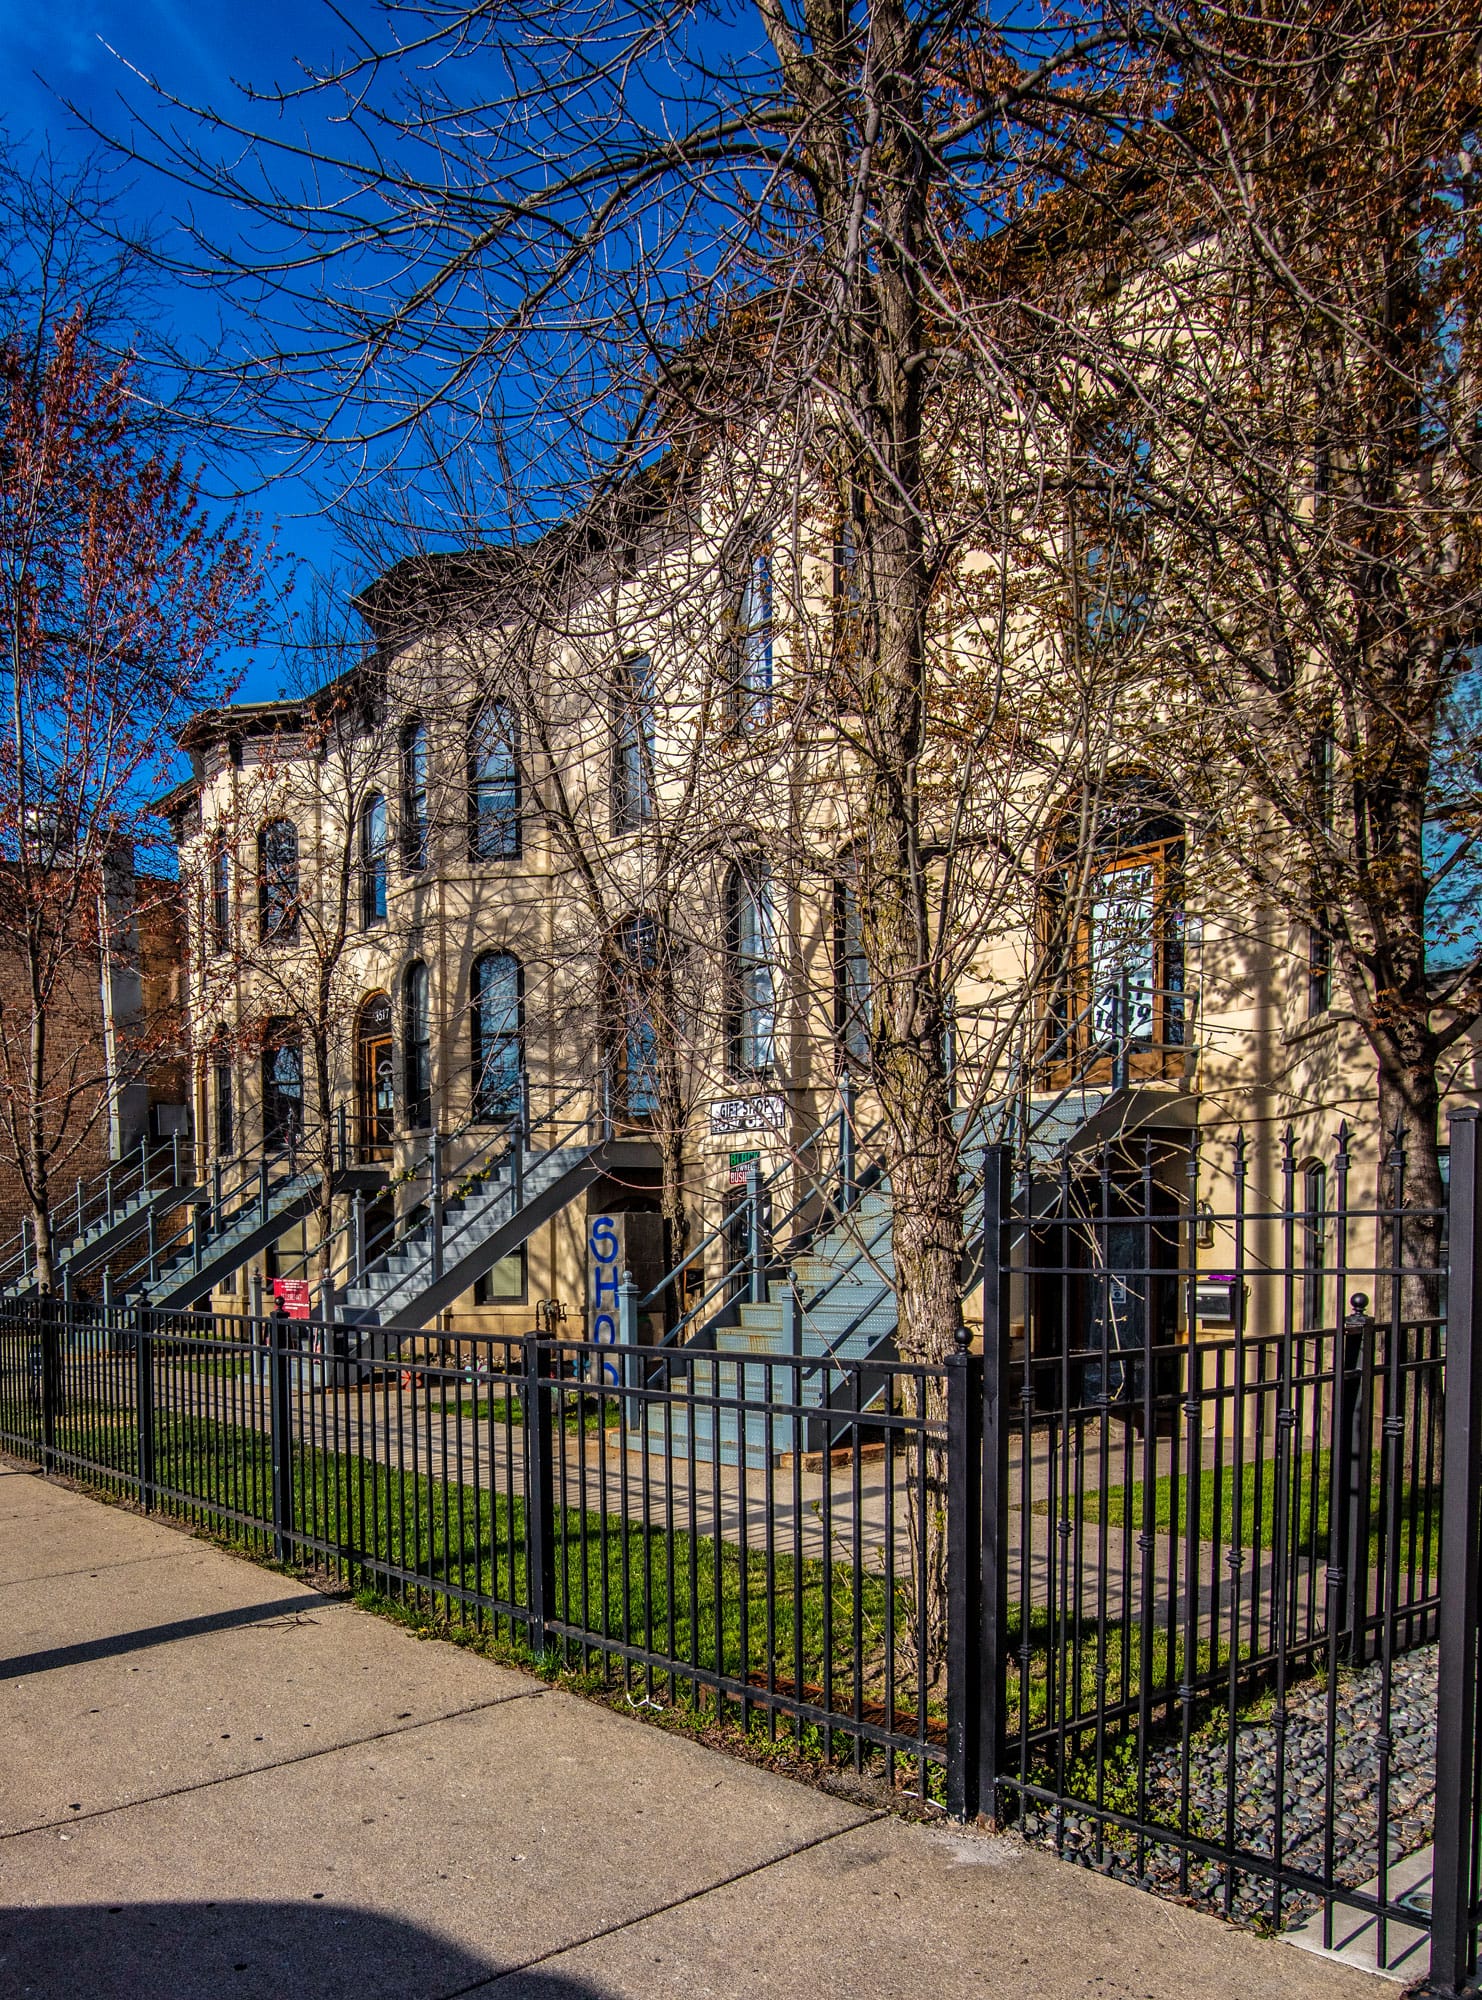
left=1020, top=1644, right=1437, bottom=1931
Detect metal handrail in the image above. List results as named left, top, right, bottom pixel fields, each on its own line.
left=647, top=1107, right=890, bottom=1344
left=255, top=1082, right=546, bottom=1304
left=657, top=991, right=1154, bottom=1360
left=636, top=1112, right=839, bottom=1312
left=0, top=1133, right=194, bottom=1293
left=784, top=999, right=1190, bottom=1359
left=113, top=1146, right=312, bottom=1296
left=337, top=1074, right=596, bottom=1305
left=793, top=1035, right=1133, bottom=1336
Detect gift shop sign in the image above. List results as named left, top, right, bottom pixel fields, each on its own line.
left=708, top=1094, right=785, bottom=1137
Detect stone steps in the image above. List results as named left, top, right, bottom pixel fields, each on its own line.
left=346, top=1145, right=590, bottom=1323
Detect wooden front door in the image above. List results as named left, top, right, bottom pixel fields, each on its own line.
left=357, top=994, right=394, bottom=1161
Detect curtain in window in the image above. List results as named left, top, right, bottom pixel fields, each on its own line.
left=728, top=864, right=776, bottom=1073
left=836, top=874, right=870, bottom=1069
left=1088, top=862, right=1158, bottom=1043
left=361, top=792, right=389, bottom=926
left=731, top=549, right=773, bottom=728
left=613, top=656, right=655, bottom=831
left=211, top=847, right=231, bottom=953
left=258, top=820, right=299, bottom=942
left=213, top=1033, right=233, bottom=1156
left=402, top=721, right=429, bottom=869
left=262, top=1028, right=303, bottom=1150
left=615, top=914, right=661, bottom=1116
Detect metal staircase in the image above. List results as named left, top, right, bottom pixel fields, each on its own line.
left=119, top=1156, right=322, bottom=1309
left=646, top=1182, right=902, bottom=1466
left=0, top=1137, right=198, bottom=1302
left=632, top=985, right=1185, bottom=1465
left=340, top=1084, right=639, bottom=1339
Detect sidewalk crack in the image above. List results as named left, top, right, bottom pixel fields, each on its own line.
left=1, top=1685, right=553, bottom=1839
left=442, top=1812, right=883, bottom=1999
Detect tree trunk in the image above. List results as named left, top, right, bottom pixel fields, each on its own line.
left=838, top=0, right=961, bottom=1683
left=28, top=999, right=54, bottom=1292
left=28, top=1193, right=54, bottom=1295
left=1373, top=1024, right=1446, bottom=1324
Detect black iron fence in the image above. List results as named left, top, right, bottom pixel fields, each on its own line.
left=0, top=1296, right=950, bottom=1797
left=5, top=1109, right=1482, bottom=1991
left=970, top=1117, right=1453, bottom=1984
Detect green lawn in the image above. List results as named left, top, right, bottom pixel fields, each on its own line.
left=33, top=1394, right=924, bottom=1739
left=1033, top=1445, right=1439, bottom=1575
left=421, top=1390, right=610, bottom=1434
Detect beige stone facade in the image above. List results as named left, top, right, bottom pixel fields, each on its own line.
left=157, top=481, right=1480, bottom=1352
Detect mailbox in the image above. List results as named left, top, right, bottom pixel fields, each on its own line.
left=1194, top=1273, right=1241, bottom=1327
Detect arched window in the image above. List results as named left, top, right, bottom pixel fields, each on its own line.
left=404, top=960, right=431, bottom=1129
left=360, top=792, right=389, bottom=928
left=261, top=1020, right=303, bottom=1152
left=212, top=1028, right=233, bottom=1157
left=834, top=866, right=870, bottom=1070
left=210, top=845, right=231, bottom=955
left=612, top=655, right=655, bottom=833
left=402, top=719, right=429, bottom=870
left=257, top=819, right=299, bottom=943
left=728, top=544, right=773, bottom=731
left=1042, top=776, right=1184, bottom=1079
left=468, top=701, right=520, bottom=860
left=471, top=951, right=522, bottom=1119
left=613, top=914, right=661, bottom=1118
left=726, top=863, right=776, bottom=1075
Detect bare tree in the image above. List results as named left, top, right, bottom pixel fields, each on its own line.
left=0, top=310, right=262, bottom=1288
left=103, top=0, right=1151, bottom=1384
left=996, top=7, right=1482, bottom=1250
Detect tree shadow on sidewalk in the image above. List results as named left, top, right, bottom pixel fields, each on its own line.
left=0, top=1900, right=616, bottom=2000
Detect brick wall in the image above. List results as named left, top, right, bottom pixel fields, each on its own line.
left=0, top=870, right=187, bottom=1241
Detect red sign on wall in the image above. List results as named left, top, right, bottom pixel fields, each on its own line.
left=271, top=1279, right=312, bottom=1320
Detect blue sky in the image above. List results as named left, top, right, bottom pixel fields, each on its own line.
left=1, top=0, right=371, bottom=701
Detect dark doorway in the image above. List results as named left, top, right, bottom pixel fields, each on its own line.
left=357, top=993, right=394, bottom=1162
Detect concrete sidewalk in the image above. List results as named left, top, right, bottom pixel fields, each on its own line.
left=1, top=1461, right=1380, bottom=2000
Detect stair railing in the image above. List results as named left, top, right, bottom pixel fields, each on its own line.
left=789, top=989, right=1197, bottom=1371
left=0, top=1133, right=196, bottom=1294
left=325, top=1073, right=598, bottom=1308
left=112, top=1145, right=313, bottom=1297
left=644, top=1101, right=890, bottom=1350
left=429, top=1129, right=445, bottom=1282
